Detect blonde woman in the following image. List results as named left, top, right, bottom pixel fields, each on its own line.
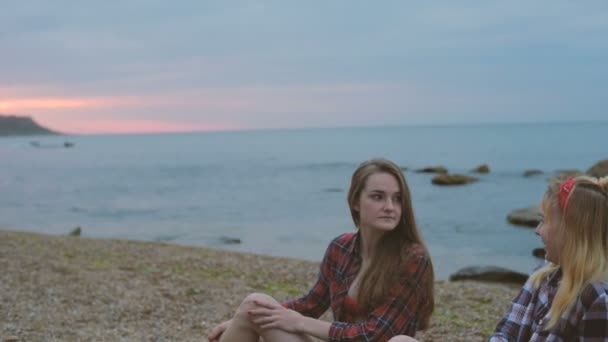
left=490, top=176, right=608, bottom=341
left=208, top=159, right=434, bottom=342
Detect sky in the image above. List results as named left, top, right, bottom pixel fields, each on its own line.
left=1, top=1, right=607, bottom=134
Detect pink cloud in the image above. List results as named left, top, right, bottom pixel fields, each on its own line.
left=2, top=81, right=462, bottom=133
left=50, top=118, right=242, bottom=135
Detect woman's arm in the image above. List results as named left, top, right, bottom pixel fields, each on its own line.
left=281, top=236, right=338, bottom=318
left=578, top=291, right=608, bottom=340
left=488, top=279, right=537, bottom=342
left=249, top=300, right=332, bottom=340
left=251, top=245, right=432, bottom=342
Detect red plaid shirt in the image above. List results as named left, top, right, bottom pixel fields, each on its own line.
left=490, top=268, right=608, bottom=341
left=283, top=232, right=432, bottom=341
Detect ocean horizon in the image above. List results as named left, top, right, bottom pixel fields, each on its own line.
left=2, top=121, right=606, bottom=279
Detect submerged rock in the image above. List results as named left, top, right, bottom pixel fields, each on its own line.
left=523, top=169, right=543, bottom=177
left=449, top=266, right=529, bottom=284
left=432, top=174, right=478, bottom=186
left=219, top=236, right=241, bottom=245
left=416, top=166, right=448, bottom=174
left=507, top=206, right=542, bottom=227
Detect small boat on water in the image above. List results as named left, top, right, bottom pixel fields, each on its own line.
left=29, top=141, right=75, bottom=149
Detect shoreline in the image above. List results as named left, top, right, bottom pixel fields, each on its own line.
left=0, top=229, right=520, bottom=341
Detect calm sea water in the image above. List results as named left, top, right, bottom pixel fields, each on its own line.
left=1, top=122, right=606, bottom=279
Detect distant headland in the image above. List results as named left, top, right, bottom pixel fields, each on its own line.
left=0, top=114, right=60, bottom=136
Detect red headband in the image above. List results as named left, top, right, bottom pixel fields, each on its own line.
left=559, top=177, right=575, bottom=210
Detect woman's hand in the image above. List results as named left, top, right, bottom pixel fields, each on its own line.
left=248, top=300, right=304, bottom=333
left=207, top=319, right=232, bottom=342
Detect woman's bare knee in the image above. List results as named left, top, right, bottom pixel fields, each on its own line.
left=233, top=293, right=279, bottom=326
left=388, top=336, right=418, bottom=342
left=238, top=293, right=277, bottom=312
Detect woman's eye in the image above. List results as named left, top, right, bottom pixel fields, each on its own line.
left=370, top=194, right=382, bottom=200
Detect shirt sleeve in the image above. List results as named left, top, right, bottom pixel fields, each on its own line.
left=578, top=292, right=608, bottom=340
left=328, top=249, right=432, bottom=342
left=488, top=280, right=536, bottom=342
left=282, top=240, right=333, bottom=318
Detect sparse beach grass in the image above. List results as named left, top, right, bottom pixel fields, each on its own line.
left=0, top=230, right=520, bottom=341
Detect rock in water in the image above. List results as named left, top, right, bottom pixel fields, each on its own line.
left=532, top=248, right=546, bottom=259
left=507, top=206, right=542, bottom=227
left=587, top=159, right=608, bottom=178
left=69, top=226, right=82, bottom=237
left=449, top=266, right=529, bottom=284
left=432, top=174, right=478, bottom=186
left=523, top=169, right=543, bottom=177
left=416, top=166, right=448, bottom=174
left=471, top=164, right=490, bottom=173
left=219, top=236, right=241, bottom=245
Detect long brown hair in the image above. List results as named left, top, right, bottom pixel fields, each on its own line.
left=347, top=158, right=434, bottom=329
left=531, top=175, right=608, bottom=329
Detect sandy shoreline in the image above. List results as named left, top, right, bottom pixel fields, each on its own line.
left=1, top=230, right=520, bottom=341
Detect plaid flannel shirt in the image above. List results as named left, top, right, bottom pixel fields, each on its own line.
left=283, top=232, right=432, bottom=342
left=490, top=268, right=608, bottom=341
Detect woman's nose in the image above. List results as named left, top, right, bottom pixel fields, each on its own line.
left=384, top=198, right=396, bottom=210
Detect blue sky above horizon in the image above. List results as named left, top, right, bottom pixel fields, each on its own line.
left=1, top=1, right=607, bottom=133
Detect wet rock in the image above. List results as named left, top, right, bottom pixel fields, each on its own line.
left=586, top=159, right=608, bottom=178
left=449, top=266, right=529, bottom=284
left=432, top=174, right=478, bottom=186
left=532, top=248, right=546, bottom=259
left=523, top=169, right=543, bottom=177
left=219, top=236, right=241, bottom=245
left=471, top=164, right=490, bottom=173
left=416, top=166, right=448, bottom=174
left=69, top=226, right=82, bottom=237
left=507, top=206, right=541, bottom=227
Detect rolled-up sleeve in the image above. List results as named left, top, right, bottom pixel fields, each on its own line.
left=282, top=240, right=333, bottom=318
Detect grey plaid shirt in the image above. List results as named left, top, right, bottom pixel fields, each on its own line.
left=489, top=268, right=608, bottom=341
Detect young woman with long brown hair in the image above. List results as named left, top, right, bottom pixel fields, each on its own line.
left=490, top=175, right=608, bottom=341
left=208, top=158, right=434, bottom=342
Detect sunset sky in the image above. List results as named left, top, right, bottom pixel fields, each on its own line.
left=2, top=1, right=607, bottom=134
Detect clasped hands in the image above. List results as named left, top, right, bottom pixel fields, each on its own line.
left=207, top=300, right=303, bottom=341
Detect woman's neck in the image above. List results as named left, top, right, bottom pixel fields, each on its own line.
left=359, top=227, right=384, bottom=261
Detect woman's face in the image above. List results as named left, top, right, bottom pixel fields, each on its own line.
left=536, top=199, right=566, bottom=264
left=353, top=172, right=402, bottom=233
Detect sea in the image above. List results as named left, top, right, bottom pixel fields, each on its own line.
left=1, top=122, right=606, bottom=279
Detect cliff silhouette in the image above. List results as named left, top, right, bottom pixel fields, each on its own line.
left=0, top=115, right=59, bottom=136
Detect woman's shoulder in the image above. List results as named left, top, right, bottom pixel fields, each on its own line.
left=398, top=243, right=431, bottom=277
left=403, top=243, right=429, bottom=261
left=329, top=232, right=357, bottom=247
left=579, top=279, right=608, bottom=309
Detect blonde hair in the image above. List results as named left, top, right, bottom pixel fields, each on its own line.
left=347, top=158, right=434, bottom=329
left=531, top=175, right=608, bottom=329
